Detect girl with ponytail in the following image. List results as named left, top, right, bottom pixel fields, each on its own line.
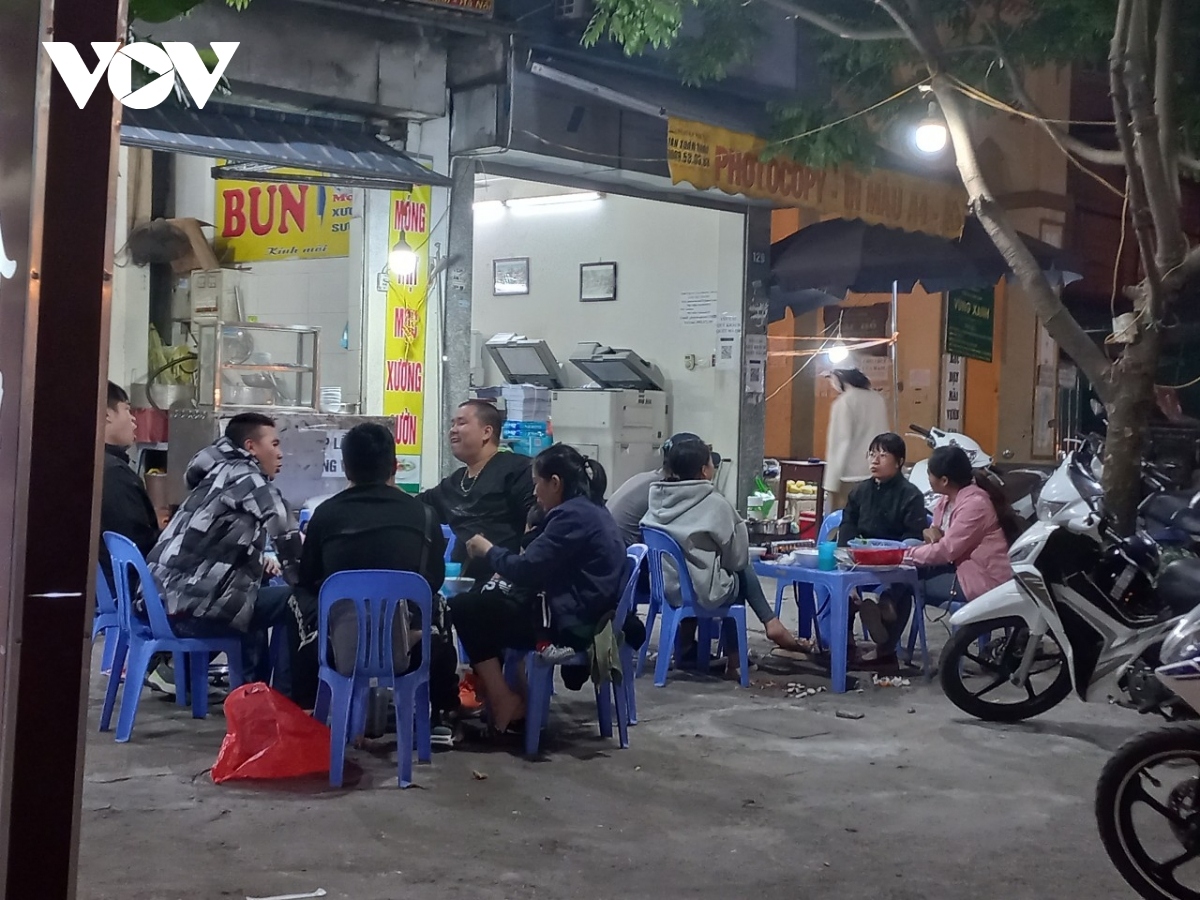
left=459, top=443, right=627, bottom=731
left=904, top=446, right=1015, bottom=606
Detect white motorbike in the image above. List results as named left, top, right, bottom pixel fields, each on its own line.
left=939, top=439, right=1200, bottom=723
left=1095, top=608, right=1200, bottom=900
left=907, top=424, right=1049, bottom=522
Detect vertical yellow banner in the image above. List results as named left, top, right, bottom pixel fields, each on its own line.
left=383, top=185, right=432, bottom=491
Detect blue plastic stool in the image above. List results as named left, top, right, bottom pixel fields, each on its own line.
left=639, top=528, right=750, bottom=688
left=311, top=570, right=433, bottom=788
left=515, top=545, right=646, bottom=755
left=94, top=564, right=121, bottom=673
left=100, top=532, right=246, bottom=742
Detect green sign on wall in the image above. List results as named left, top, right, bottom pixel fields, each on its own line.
left=945, top=287, right=995, bottom=363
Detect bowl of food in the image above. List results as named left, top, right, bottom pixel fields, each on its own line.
left=847, top=539, right=906, bottom=567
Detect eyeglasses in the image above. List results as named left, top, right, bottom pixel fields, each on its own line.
left=867, top=451, right=897, bottom=461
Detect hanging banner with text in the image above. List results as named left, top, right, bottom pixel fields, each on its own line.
left=667, top=117, right=967, bottom=239
left=945, top=287, right=995, bottom=363
left=383, top=185, right=432, bottom=491
left=214, top=165, right=354, bottom=263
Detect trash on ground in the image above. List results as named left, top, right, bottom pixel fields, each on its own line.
left=835, top=710, right=865, bottom=720
left=472, top=770, right=488, bottom=780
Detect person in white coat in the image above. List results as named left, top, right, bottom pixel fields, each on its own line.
left=823, top=367, right=890, bottom=510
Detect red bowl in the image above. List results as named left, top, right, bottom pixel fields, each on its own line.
left=849, top=547, right=905, bottom=567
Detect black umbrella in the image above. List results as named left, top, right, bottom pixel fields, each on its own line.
left=770, top=216, right=1080, bottom=296
left=767, top=286, right=844, bottom=323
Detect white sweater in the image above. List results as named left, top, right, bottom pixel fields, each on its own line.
left=824, top=386, right=891, bottom=492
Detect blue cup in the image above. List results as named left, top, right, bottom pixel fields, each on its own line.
left=817, top=542, right=838, bottom=571
left=445, top=562, right=463, bottom=578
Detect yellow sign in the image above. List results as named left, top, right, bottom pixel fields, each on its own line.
left=383, top=185, right=432, bottom=490
left=667, top=117, right=967, bottom=239
left=214, top=167, right=354, bottom=263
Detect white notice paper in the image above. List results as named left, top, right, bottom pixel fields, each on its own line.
left=744, top=333, right=768, bottom=394
left=323, top=430, right=348, bottom=478
left=679, top=290, right=718, bottom=325
left=715, top=315, right=742, bottom=370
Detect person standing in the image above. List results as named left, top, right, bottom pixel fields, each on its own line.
left=419, top=400, right=535, bottom=580
left=823, top=366, right=890, bottom=511
left=99, top=381, right=159, bottom=587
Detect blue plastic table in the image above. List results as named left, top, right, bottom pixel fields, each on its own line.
left=753, top=560, right=921, bottom=693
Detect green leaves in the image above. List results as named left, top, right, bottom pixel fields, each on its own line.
left=129, top=0, right=252, bottom=25
left=583, top=0, right=688, bottom=55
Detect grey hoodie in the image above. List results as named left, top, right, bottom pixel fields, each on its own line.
left=640, top=480, right=748, bottom=610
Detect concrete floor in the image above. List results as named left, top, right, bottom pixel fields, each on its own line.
left=78, top=605, right=1144, bottom=900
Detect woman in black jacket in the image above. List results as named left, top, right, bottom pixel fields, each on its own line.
left=458, top=444, right=626, bottom=732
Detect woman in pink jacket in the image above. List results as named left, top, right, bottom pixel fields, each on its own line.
left=904, top=447, right=1019, bottom=605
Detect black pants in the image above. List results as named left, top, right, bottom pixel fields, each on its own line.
left=449, top=588, right=540, bottom=666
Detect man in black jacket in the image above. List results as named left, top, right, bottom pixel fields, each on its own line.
left=837, top=432, right=927, bottom=664
left=419, top=400, right=535, bottom=580
left=99, top=381, right=159, bottom=586
left=290, top=423, right=452, bottom=741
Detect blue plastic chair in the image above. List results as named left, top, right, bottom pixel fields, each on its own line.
left=100, top=532, right=246, bottom=742
left=639, top=527, right=750, bottom=688
left=516, top=545, right=646, bottom=756
left=772, top=509, right=843, bottom=628
left=94, top=564, right=121, bottom=673
left=311, top=570, right=433, bottom=788
left=441, top=524, right=457, bottom=562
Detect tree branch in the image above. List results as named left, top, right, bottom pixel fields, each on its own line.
left=1123, top=0, right=1187, bottom=275
left=1109, top=0, right=1164, bottom=306
left=754, top=0, right=904, bottom=41
left=1155, top=0, right=1180, bottom=202
left=970, top=9, right=1126, bottom=167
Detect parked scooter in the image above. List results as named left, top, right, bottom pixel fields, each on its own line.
left=907, top=424, right=1049, bottom=522
left=938, top=437, right=1200, bottom=723
left=1095, top=607, right=1200, bottom=900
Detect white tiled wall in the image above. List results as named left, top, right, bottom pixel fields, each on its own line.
left=242, top=257, right=360, bottom=404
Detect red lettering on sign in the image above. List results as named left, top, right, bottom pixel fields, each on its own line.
left=278, top=185, right=307, bottom=234
left=385, top=360, right=424, bottom=393
left=221, top=190, right=247, bottom=237
left=247, top=185, right=278, bottom=237
left=394, top=411, right=418, bottom=446
left=392, top=307, right=420, bottom=340
left=392, top=199, right=428, bottom=234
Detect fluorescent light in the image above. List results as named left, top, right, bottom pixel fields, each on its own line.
left=474, top=200, right=505, bottom=215
left=506, top=191, right=603, bottom=209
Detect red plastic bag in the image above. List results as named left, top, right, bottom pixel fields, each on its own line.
left=212, top=683, right=331, bottom=783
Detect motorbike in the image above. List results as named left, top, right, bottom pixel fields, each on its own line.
left=938, top=437, right=1200, bottom=723
left=1095, top=607, right=1200, bottom=900
left=907, top=424, right=1049, bottom=523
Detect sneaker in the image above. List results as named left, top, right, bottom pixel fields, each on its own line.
left=144, top=658, right=176, bottom=697
left=537, top=644, right=580, bottom=665
left=430, top=725, right=455, bottom=749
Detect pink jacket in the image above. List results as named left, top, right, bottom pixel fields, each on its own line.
left=905, top=484, right=1012, bottom=600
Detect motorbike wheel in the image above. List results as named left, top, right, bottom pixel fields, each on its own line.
left=1096, top=723, right=1200, bottom=900
left=938, top=616, right=1072, bottom=722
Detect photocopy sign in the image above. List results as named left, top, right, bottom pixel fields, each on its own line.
left=945, top=287, right=995, bottom=363
left=42, top=41, right=239, bottom=109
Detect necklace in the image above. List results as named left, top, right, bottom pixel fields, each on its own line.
left=460, top=463, right=485, bottom=493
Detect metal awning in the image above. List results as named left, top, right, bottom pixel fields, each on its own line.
left=120, top=102, right=451, bottom=189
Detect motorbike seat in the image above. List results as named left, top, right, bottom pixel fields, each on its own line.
left=1142, top=493, right=1189, bottom=528
left=1171, top=507, right=1200, bottom=537
left=1156, top=558, right=1200, bottom=615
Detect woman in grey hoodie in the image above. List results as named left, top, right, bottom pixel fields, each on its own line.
left=640, top=439, right=806, bottom=665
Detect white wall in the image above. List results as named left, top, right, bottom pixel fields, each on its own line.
left=109, top=146, right=151, bottom=390
left=472, top=185, right=746, bottom=491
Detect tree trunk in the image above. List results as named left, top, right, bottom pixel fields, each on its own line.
left=1102, top=327, right=1159, bottom=535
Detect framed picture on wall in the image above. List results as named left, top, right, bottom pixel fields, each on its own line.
left=580, top=261, right=617, bottom=302
left=493, top=257, right=530, bottom=296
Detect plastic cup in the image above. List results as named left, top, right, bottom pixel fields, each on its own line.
left=445, top=562, right=463, bottom=578
left=817, top=542, right=838, bottom=571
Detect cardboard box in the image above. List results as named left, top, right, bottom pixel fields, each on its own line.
left=166, top=217, right=220, bottom=276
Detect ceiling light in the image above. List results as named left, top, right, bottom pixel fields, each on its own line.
left=826, top=343, right=850, bottom=365
left=505, top=191, right=603, bottom=209
left=473, top=200, right=505, bottom=215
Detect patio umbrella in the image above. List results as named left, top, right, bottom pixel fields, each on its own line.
left=770, top=216, right=1080, bottom=296
left=767, top=285, right=844, bottom=323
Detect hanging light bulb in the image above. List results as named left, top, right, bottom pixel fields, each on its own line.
left=389, top=234, right=419, bottom=281
left=914, top=101, right=948, bottom=155
left=826, top=342, right=850, bottom=365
